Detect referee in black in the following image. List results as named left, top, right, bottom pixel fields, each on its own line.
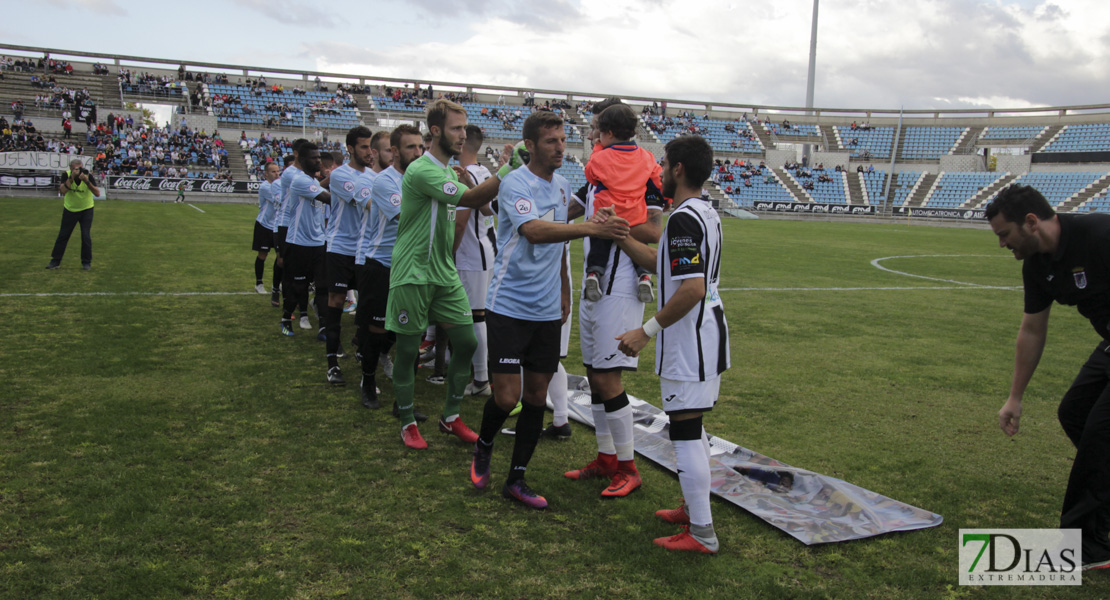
left=987, top=184, right=1110, bottom=571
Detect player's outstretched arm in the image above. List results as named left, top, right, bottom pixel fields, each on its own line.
left=615, top=231, right=657, bottom=273
left=1000, top=308, right=1050, bottom=436
left=615, top=277, right=705, bottom=357
left=630, top=209, right=663, bottom=245
left=518, top=217, right=628, bottom=245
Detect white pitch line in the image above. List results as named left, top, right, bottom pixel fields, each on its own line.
left=869, top=254, right=999, bottom=287
left=0, top=291, right=256, bottom=298
left=719, top=285, right=1019, bottom=292
left=187, top=203, right=206, bottom=213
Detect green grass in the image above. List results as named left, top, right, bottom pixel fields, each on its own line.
left=1, top=198, right=1107, bottom=599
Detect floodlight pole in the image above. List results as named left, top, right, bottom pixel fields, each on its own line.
left=302, top=107, right=309, bottom=138
left=803, top=0, right=819, bottom=165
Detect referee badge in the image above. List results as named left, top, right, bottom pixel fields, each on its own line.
left=1074, top=268, right=1087, bottom=290
left=398, top=310, right=409, bottom=325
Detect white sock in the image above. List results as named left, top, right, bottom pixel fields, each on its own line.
left=591, top=403, right=615, bottom=454
left=607, top=404, right=634, bottom=461
left=548, top=362, right=568, bottom=426
left=346, top=290, right=356, bottom=303
left=425, top=325, right=436, bottom=341
left=472, top=321, right=488, bottom=382
left=674, top=437, right=713, bottom=527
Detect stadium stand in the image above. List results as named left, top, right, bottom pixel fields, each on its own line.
left=835, top=125, right=895, bottom=160
left=207, top=83, right=359, bottom=129
left=861, top=169, right=887, bottom=205
left=1040, top=124, right=1110, bottom=153
left=923, top=171, right=1007, bottom=207
left=901, top=127, right=966, bottom=161
left=985, top=171, right=1107, bottom=207
left=981, top=125, right=1045, bottom=141
left=643, top=114, right=763, bottom=154
left=716, top=163, right=795, bottom=207
left=890, top=172, right=923, bottom=206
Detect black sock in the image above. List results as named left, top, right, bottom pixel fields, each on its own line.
left=325, top=306, right=343, bottom=368
left=254, top=257, right=265, bottom=283
left=272, top=265, right=283, bottom=292
left=361, top=331, right=384, bottom=377
left=478, top=397, right=512, bottom=446
left=508, top=401, right=545, bottom=483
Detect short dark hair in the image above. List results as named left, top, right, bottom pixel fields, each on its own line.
left=345, top=125, right=373, bottom=149
left=426, top=98, right=466, bottom=133
left=330, top=151, right=344, bottom=164
left=523, top=111, right=564, bottom=144
left=320, top=152, right=335, bottom=166
left=591, top=97, right=623, bottom=115
left=597, top=104, right=638, bottom=141
left=664, top=135, right=713, bottom=189
left=299, top=141, right=319, bottom=154
left=283, top=154, right=295, bottom=167
left=390, top=124, right=422, bottom=149
left=464, top=124, right=484, bottom=151
left=370, top=130, right=390, bottom=152
left=291, top=138, right=309, bottom=155
left=985, top=184, right=1055, bottom=223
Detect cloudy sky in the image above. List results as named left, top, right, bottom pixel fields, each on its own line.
left=7, top=0, right=1109, bottom=111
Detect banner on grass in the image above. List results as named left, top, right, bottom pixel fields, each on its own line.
left=751, top=201, right=875, bottom=215
left=108, top=176, right=259, bottom=195
left=0, top=152, right=92, bottom=172
left=0, top=173, right=59, bottom=189
left=559, top=375, right=944, bottom=545
left=893, top=206, right=987, bottom=220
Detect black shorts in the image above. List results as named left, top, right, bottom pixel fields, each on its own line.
left=487, top=311, right=561, bottom=375
left=325, top=252, right=357, bottom=295
left=283, top=243, right=325, bottom=283
left=274, top=226, right=289, bottom=256
left=252, top=221, right=273, bottom=252
left=355, top=259, right=390, bottom=328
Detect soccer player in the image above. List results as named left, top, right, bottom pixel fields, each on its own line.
left=354, top=124, right=421, bottom=411
left=987, top=185, right=1110, bottom=571
left=386, top=98, right=523, bottom=450
left=614, top=134, right=728, bottom=554
left=454, top=124, right=496, bottom=397
left=279, top=143, right=331, bottom=339
left=252, top=161, right=281, bottom=295
left=322, top=126, right=377, bottom=385
left=276, top=142, right=312, bottom=326
left=565, top=97, right=665, bottom=498
left=469, top=111, right=629, bottom=508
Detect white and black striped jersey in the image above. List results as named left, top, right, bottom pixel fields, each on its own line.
left=655, top=197, right=729, bottom=381
left=455, top=163, right=496, bottom=271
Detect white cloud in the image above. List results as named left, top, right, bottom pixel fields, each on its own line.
left=42, top=0, right=126, bottom=15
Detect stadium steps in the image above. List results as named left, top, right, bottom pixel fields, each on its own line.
left=750, top=121, right=776, bottom=150
left=354, top=95, right=375, bottom=126
left=819, top=125, right=842, bottom=152
left=0, top=72, right=110, bottom=116
left=1057, top=174, right=1110, bottom=213
left=955, top=126, right=985, bottom=154
left=95, top=75, right=123, bottom=109
left=845, top=171, right=867, bottom=205
left=225, top=143, right=249, bottom=181
left=1029, top=125, right=1064, bottom=153
left=904, top=173, right=939, bottom=207
left=773, top=168, right=813, bottom=202
left=963, top=172, right=1018, bottom=209
left=894, top=125, right=909, bottom=162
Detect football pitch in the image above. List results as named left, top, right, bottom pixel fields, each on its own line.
left=2, top=197, right=1107, bottom=599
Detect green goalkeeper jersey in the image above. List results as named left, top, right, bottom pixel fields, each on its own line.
left=391, top=153, right=469, bottom=288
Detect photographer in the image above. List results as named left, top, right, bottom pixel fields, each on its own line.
left=47, top=159, right=99, bottom=270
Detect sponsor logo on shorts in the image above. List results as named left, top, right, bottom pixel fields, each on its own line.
left=389, top=193, right=401, bottom=207
left=398, top=309, right=409, bottom=325
left=343, top=181, right=355, bottom=193
left=1073, top=268, right=1087, bottom=290
left=499, top=358, right=521, bottom=364
left=515, top=198, right=533, bottom=214
left=443, top=182, right=459, bottom=196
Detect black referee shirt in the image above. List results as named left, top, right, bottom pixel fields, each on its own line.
left=1022, top=213, right=1110, bottom=339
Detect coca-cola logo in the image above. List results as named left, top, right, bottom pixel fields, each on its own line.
left=158, top=180, right=187, bottom=191
left=200, top=181, right=237, bottom=193
left=112, top=177, right=152, bottom=190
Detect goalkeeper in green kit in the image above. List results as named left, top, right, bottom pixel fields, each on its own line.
left=387, top=98, right=524, bottom=449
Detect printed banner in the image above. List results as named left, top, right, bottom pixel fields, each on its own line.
left=0, top=152, right=93, bottom=172
left=893, top=206, right=987, bottom=220
left=751, top=201, right=876, bottom=215
left=108, top=176, right=259, bottom=194
left=0, top=173, right=60, bottom=189
left=557, top=374, right=944, bottom=545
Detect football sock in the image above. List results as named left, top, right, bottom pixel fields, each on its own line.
left=254, top=257, right=265, bottom=283
left=443, top=324, right=477, bottom=419
left=272, top=264, right=283, bottom=292
left=508, top=401, right=544, bottom=483
left=472, top=316, right=488, bottom=383
left=591, top=392, right=615, bottom=455
left=604, top=392, right=634, bottom=461
left=671, top=417, right=713, bottom=529
left=548, top=362, right=568, bottom=427
left=361, top=331, right=385, bottom=377
left=325, top=306, right=343, bottom=369
left=478, top=396, right=512, bottom=446
left=392, top=333, right=422, bottom=426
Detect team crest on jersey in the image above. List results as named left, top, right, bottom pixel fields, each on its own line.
left=1074, top=267, right=1088, bottom=289
left=443, top=182, right=458, bottom=196
left=310, top=185, right=319, bottom=193
left=358, top=187, right=371, bottom=199
left=515, top=198, right=533, bottom=214
left=398, top=310, right=409, bottom=325
left=389, top=193, right=401, bottom=207
left=343, top=181, right=355, bottom=193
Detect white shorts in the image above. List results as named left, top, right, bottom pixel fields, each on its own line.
left=579, top=294, right=644, bottom=371
left=660, top=376, right=720, bottom=415
left=459, top=269, right=492, bottom=311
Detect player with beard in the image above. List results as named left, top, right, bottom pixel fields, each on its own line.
left=386, top=99, right=524, bottom=449
left=253, top=161, right=282, bottom=295
left=276, top=141, right=312, bottom=325
left=613, top=135, right=728, bottom=553
left=280, top=143, right=332, bottom=337
left=353, top=124, right=423, bottom=411
left=322, top=126, right=377, bottom=385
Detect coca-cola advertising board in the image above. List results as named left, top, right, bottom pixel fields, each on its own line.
left=109, top=176, right=259, bottom=195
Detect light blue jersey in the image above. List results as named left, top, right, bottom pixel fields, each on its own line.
left=486, top=167, right=571, bottom=322
left=286, top=169, right=326, bottom=247
left=269, top=176, right=284, bottom=232
left=327, top=164, right=375, bottom=257
left=358, top=166, right=403, bottom=267
left=255, top=180, right=280, bottom=230
left=276, top=165, right=299, bottom=229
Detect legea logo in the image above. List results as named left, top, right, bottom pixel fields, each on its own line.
left=959, top=529, right=1080, bottom=586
